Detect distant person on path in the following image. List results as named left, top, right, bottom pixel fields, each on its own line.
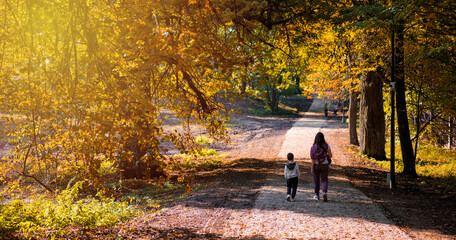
left=324, top=103, right=328, bottom=117
left=310, top=132, right=332, bottom=202
left=284, top=153, right=300, bottom=202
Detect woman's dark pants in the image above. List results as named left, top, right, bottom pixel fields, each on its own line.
left=313, top=164, right=329, bottom=196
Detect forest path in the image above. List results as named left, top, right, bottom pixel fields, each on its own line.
left=221, top=97, right=411, bottom=239
left=122, top=97, right=413, bottom=239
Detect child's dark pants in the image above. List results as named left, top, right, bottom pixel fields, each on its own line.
left=286, top=177, right=299, bottom=198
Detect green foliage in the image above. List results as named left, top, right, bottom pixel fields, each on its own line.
left=351, top=137, right=455, bottom=193
left=195, top=135, right=214, bottom=145
left=177, top=147, right=219, bottom=158
left=415, top=145, right=456, bottom=191
left=0, top=182, right=140, bottom=237
left=248, top=104, right=299, bottom=117
left=279, top=84, right=301, bottom=97
left=170, top=151, right=222, bottom=172
left=199, top=157, right=222, bottom=168
left=247, top=107, right=269, bottom=116
left=380, top=141, right=456, bottom=192
left=197, top=148, right=218, bottom=157
left=97, top=160, right=117, bottom=177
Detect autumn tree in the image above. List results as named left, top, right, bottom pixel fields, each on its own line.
left=306, top=22, right=365, bottom=148
left=0, top=0, right=329, bottom=190
left=343, top=0, right=456, bottom=176
left=390, top=0, right=455, bottom=176
left=2, top=0, right=454, bottom=191
left=225, top=0, right=321, bottom=112
left=404, top=0, right=456, bottom=153
left=0, top=0, right=245, bottom=190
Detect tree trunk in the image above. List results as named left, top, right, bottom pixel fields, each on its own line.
left=349, top=88, right=359, bottom=146
left=240, top=65, right=248, bottom=94
left=448, top=117, right=454, bottom=149
left=265, top=76, right=280, bottom=113
left=120, top=135, right=165, bottom=179
left=240, top=80, right=247, bottom=94
left=395, top=21, right=417, bottom=177
left=295, top=75, right=301, bottom=94
left=266, top=82, right=280, bottom=112
left=347, top=53, right=359, bottom=146
left=359, top=71, right=386, bottom=160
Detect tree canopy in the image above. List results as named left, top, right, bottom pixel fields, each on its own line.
left=1, top=0, right=455, bottom=190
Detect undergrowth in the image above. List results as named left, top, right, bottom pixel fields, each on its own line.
left=0, top=181, right=140, bottom=238
left=195, top=135, right=214, bottom=145
left=0, top=133, right=222, bottom=238
left=248, top=105, right=298, bottom=117
left=168, top=135, right=224, bottom=171
left=242, top=96, right=300, bottom=117
left=119, top=179, right=201, bottom=212
left=352, top=141, right=456, bottom=194
left=171, top=149, right=223, bottom=171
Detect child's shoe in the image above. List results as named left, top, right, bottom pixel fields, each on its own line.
left=313, top=194, right=319, bottom=200
left=290, top=198, right=295, bottom=202
left=286, top=195, right=291, bottom=201
left=323, top=193, right=328, bottom=202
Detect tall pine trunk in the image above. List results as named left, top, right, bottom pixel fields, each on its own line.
left=359, top=71, right=386, bottom=160
left=395, top=21, right=417, bottom=177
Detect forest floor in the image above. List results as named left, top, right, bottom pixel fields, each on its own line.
left=2, top=96, right=456, bottom=239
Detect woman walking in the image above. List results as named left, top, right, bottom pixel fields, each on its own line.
left=310, top=132, right=332, bottom=202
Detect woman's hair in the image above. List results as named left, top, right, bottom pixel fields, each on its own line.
left=313, top=132, right=326, bottom=146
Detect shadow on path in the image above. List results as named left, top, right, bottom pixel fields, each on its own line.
left=175, top=158, right=406, bottom=226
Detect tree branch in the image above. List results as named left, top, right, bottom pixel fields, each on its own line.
left=411, top=113, right=441, bottom=142
left=19, top=143, right=54, bottom=193
left=160, top=56, right=212, bottom=114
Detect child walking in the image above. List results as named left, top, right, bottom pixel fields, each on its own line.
left=284, top=153, right=300, bottom=202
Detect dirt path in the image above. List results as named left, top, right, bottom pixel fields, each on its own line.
left=114, top=98, right=413, bottom=239
left=220, top=97, right=410, bottom=239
